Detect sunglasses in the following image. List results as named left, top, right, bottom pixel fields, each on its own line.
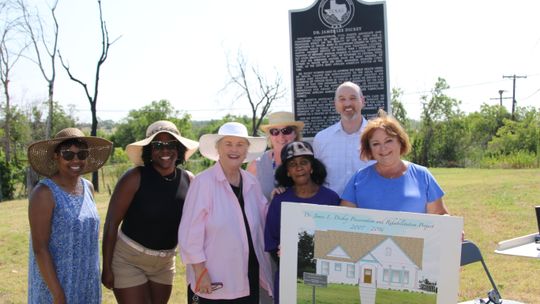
left=269, top=126, right=294, bottom=136
left=151, top=140, right=179, bottom=151
left=60, top=150, right=89, bottom=161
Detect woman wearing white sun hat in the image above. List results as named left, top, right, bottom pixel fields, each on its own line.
left=179, top=122, right=273, bottom=304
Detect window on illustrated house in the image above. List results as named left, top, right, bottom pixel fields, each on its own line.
left=346, top=264, right=355, bottom=278
left=321, top=261, right=329, bottom=275
left=391, top=270, right=401, bottom=283
left=403, top=270, right=409, bottom=284
left=335, top=263, right=341, bottom=271
left=385, top=247, right=392, bottom=256
left=383, top=269, right=390, bottom=282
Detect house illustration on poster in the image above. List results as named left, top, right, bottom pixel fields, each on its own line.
left=314, top=230, right=430, bottom=303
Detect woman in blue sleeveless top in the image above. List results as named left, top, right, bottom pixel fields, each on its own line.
left=27, top=128, right=112, bottom=304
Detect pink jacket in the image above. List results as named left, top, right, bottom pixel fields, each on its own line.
left=178, top=163, right=273, bottom=299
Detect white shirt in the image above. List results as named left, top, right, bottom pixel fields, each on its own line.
left=313, top=117, right=375, bottom=196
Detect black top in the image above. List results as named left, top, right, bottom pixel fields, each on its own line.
left=121, top=165, right=189, bottom=250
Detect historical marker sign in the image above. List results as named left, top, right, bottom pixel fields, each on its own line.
left=290, top=0, right=389, bottom=137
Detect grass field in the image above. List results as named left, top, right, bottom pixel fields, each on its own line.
left=297, top=282, right=437, bottom=303
left=1, top=168, right=539, bottom=303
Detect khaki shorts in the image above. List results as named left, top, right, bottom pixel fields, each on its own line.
left=112, top=234, right=176, bottom=289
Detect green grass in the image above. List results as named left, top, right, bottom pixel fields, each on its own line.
left=1, top=168, right=539, bottom=303
left=297, top=282, right=436, bottom=303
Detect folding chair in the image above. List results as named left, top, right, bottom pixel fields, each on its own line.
left=460, top=240, right=502, bottom=304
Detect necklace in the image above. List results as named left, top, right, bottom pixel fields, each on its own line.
left=162, top=169, right=177, bottom=182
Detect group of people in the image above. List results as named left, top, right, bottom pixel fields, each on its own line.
left=26, top=80, right=451, bottom=304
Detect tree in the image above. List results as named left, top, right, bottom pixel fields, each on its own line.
left=58, top=0, right=119, bottom=191
left=18, top=0, right=60, bottom=139
left=465, top=104, right=510, bottom=148
left=111, top=100, right=193, bottom=149
left=488, top=106, right=540, bottom=155
left=28, top=100, right=76, bottom=141
left=5, top=105, right=31, bottom=163
left=390, top=87, right=408, bottom=128
left=225, top=50, right=286, bottom=136
left=413, top=78, right=465, bottom=167
left=297, top=231, right=315, bottom=278
left=1, top=0, right=28, bottom=163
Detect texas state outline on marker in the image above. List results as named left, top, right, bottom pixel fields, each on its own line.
left=324, top=0, right=347, bottom=21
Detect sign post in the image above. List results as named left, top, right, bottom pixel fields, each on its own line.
left=303, top=272, right=328, bottom=304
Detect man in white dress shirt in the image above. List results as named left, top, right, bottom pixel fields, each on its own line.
left=313, top=81, right=375, bottom=196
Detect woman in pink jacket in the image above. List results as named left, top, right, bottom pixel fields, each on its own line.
left=178, top=122, right=273, bottom=304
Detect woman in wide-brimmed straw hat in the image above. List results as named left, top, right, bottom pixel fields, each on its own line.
left=27, top=128, right=112, bottom=304
left=101, top=120, right=198, bottom=304
left=179, top=122, right=274, bottom=303
left=247, top=111, right=304, bottom=202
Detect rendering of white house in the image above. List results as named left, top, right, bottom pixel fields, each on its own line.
left=313, top=230, right=428, bottom=303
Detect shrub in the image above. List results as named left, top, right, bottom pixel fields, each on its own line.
left=480, top=151, right=538, bottom=169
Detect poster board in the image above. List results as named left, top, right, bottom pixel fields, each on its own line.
left=280, top=203, right=463, bottom=304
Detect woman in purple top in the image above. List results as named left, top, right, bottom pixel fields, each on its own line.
left=264, top=141, right=340, bottom=304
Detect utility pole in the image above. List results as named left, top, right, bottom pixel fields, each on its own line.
left=490, top=90, right=512, bottom=108
left=502, top=74, right=527, bottom=120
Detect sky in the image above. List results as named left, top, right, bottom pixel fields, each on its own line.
left=7, top=0, right=540, bottom=124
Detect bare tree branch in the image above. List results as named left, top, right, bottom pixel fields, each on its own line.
left=224, top=50, right=286, bottom=135
left=58, top=0, right=120, bottom=191
left=18, top=0, right=59, bottom=138
left=1, top=0, right=29, bottom=163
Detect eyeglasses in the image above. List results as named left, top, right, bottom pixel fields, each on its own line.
left=269, top=126, right=294, bottom=136
left=151, top=140, right=179, bottom=151
left=60, top=150, right=89, bottom=161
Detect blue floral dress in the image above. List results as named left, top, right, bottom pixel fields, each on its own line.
left=28, top=178, right=101, bottom=304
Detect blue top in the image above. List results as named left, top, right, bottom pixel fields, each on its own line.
left=28, top=178, right=101, bottom=304
left=341, top=162, right=444, bottom=213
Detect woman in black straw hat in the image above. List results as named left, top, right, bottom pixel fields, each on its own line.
left=27, top=128, right=113, bottom=304
left=101, top=120, right=199, bottom=304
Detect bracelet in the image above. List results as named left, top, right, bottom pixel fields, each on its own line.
left=195, top=268, right=208, bottom=293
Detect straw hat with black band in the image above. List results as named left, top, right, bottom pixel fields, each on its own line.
left=27, top=128, right=113, bottom=177
left=126, top=120, right=199, bottom=166
left=259, top=111, right=304, bottom=134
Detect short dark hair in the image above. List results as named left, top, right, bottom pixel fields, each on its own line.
left=141, top=142, right=187, bottom=166
left=54, top=138, right=88, bottom=153
left=274, top=156, right=327, bottom=187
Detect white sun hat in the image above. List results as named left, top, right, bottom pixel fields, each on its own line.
left=199, top=122, right=267, bottom=163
